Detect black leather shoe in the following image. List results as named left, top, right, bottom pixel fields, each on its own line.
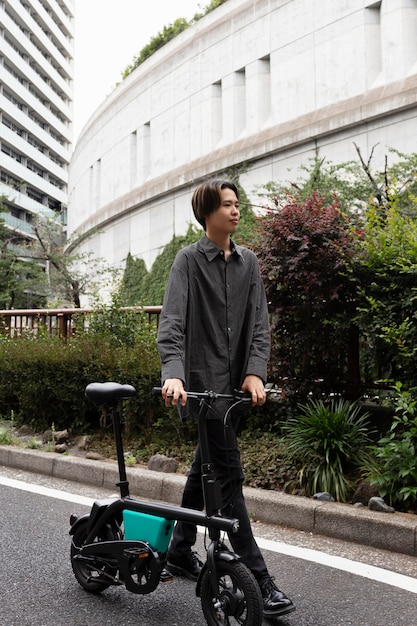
left=260, top=577, right=296, bottom=617
left=159, top=568, right=173, bottom=583
left=166, top=550, right=203, bottom=582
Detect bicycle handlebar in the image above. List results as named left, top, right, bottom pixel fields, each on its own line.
left=152, top=387, right=252, bottom=403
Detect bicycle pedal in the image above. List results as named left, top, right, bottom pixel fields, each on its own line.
left=123, top=546, right=149, bottom=559
left=160, top=568, right=174, bottom=583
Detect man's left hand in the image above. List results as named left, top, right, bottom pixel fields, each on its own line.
left=241, top=375, right=266, bottom=406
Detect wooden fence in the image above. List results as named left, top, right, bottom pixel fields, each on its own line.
left=0, top=306, right=162, bottom=338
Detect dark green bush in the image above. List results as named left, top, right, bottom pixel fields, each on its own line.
left=354, top=204, right=417, bottom=387
left=0, top=319, right=163, bottom=435
left=239, top=431, right=299, bottom=492
left=369, top=382, right=417, bottom=511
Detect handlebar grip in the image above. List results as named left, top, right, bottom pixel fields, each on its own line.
left=152, top=387, right=253, bottom=402
left=234, top=390, right=251, bottom=400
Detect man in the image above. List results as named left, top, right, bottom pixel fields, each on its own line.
left=157, top=179, right=295, bottom=618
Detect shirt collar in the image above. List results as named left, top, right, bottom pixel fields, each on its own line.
left=198, top=234, right=243, bottom=261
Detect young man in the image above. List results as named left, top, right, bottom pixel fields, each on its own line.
left=157, top=179, right=295, bottom=618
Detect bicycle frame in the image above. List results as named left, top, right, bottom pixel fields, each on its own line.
left=69, top=382, right=264, bottom=625
left=70, top=383, right=246, bottom=594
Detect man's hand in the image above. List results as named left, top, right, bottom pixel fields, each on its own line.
left=241, top=375, right=266, bottom=406
left=161, top=378, right=187, bottom=407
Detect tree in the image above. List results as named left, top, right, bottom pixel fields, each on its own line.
left=253, top=150, right=373, bottom=217
left=254, top=192, right=360, bottom=400
left=353, top=144, right=417, bottom=218
left=32, top=216, right=115, bottom=308
left=355, top=199, right=417, bottom=387
left=252, top=146, right=417, bottom=397
left=0, top=207, right=111, bottom=309
left=0, top=196, right=47, bottom=309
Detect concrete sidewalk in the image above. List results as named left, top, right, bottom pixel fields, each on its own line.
left=1, top=444, right=416, bottom=557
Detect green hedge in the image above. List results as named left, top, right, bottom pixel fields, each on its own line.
left=0, top=302, right=284, bottom=442
left=0, top=332, right=163, bottom=435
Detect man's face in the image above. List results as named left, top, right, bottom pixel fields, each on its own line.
left=205, top=188, right=240, bottom=237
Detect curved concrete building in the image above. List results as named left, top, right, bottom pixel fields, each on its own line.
left=67, top=0, right=417, bottom=278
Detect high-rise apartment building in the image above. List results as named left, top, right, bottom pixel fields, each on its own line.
left=0, top=0, right=74, bottom=250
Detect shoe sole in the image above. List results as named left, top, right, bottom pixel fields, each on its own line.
left=166, top=562, right=199, bottom=582
left=264, top=603, right=296, bottom=617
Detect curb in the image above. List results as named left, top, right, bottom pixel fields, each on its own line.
left=1, top=445, right=416, bottom=557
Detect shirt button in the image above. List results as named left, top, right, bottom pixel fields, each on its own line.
left=227, top=327, right=231, bottom=332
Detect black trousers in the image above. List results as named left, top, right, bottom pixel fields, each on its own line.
left=169, top=409, right=269, bottom=583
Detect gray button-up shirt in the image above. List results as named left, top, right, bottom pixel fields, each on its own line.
left=157, top=235, right=270, bottom=396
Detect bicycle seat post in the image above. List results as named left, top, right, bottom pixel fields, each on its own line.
left=111, top=399, right=130, bottom=498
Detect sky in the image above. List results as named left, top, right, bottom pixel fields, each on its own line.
left=73, top=0, right=205, bottom=142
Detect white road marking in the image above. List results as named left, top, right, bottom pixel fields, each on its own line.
left=0, top=475, right=94, bottom=506
left=1, top=475, right=416, bottom=594
left=254, top=535, right=417, bottom=594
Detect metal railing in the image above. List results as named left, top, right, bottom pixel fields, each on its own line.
left=0, top=306, right=162, bottom=338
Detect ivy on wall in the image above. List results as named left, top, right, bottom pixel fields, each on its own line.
left=119, top=225, right=202, bottom=306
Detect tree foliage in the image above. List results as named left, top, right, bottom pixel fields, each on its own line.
left=254, top=149, right=372, bottom=216
left=122, top=1, right=228, bottom=79
left=0, top=197, right=47, bottom=309
left=0, top=190, right=112, bottom=309
left=254, top=193, right=359, bottom=399
left=255, top=144, right=417, bottom=219
left=355, top=199, right=417, bottom=386
left=33, top=216, right=115, bottom=308
left=369, top=382, right=417, bottom=509
left=122, top=18, right=190, bottom=78
left=252, top=146, right=417, bottom=400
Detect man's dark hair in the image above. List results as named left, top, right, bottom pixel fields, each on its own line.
left=192, top=179, right=239, bottom=230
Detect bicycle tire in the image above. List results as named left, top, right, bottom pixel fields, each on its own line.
left=70, top=519, right=116, bottom=593
left=200, top=559, right=263, bottom=626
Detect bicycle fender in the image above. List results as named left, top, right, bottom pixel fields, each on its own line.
left=195, top=549, right=241, bottom=597
left=69, top=513, right=89, bottom=536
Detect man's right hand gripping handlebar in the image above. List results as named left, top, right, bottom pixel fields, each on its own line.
left=161, top=378, right=187, bottom=408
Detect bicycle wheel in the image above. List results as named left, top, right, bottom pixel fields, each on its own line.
left=70, top=519, right=117, bottom=593
left=200, top=559, right=263, bottom=626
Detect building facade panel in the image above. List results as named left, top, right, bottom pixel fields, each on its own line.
left=1, top=0, right=73, bottom=238
left=67, top=0, right=417, bottom=296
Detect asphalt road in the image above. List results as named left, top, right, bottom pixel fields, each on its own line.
left=0, top=467, right=416, bottom=626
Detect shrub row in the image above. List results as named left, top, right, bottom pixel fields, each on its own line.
left=0, top=332, right=163, bottom=436
left=1, top=320, right=416, bottom=513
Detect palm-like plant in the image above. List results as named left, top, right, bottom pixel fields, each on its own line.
left=281, top=399, right=375, bottom=501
